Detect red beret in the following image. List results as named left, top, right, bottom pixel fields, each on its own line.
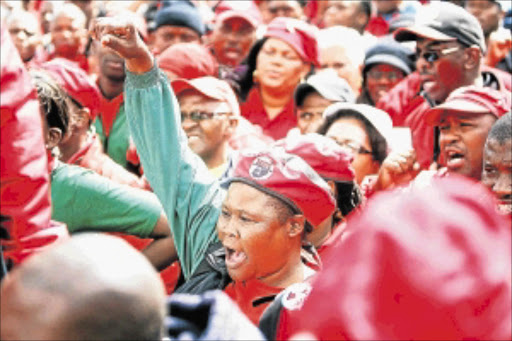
left=39, top=59, right=101, bottom=120
left=264, top=17, right=319, bottom=67
left=157, top=43, right=218, bottom=80
left=229, top=149, right=335, bottom=227
left=274, top=133, right=355, bottom=183
left=426, top=85, right=511, bottom=125
left=281, top=175, right=512, bottom=340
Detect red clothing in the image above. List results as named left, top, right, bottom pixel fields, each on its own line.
left=1, top=27, right=68, bottom=264
left=67, top=134, right=149, bottom=190
left=241, top=87, right=297, bottom=140
left=377, top=68, right=512, bottom=169
left=224, top=279, right=284, bottom=325
left=47, top=52, right=89, bottom=73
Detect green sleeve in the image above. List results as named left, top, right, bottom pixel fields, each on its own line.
left=51, top=162, right=161, bottom=238
left=124, top=65, right=223, bottom=279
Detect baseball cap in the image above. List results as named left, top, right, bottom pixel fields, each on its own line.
left=323, top=103, right=393, bottom=143
left=228, top=149, right=336, bottom=227
left=394, top=2, right=486, bottom=53
left=214, top=1, right=262, bottom=28
left=40, top=58, right=101, bottom=120
left=294, top=71, right=356, bottom=107
left=425, top=86, right=511, bottom=125
left=171, top=77, right=240, bottom=116
left=264, top=17, right=320, bottom=67
left=155, top=0, right=205, bottom=36
left=274, top=133, right=355, bottom=183
left=281, top=175, right=511, bottom=340
left=363, top=39, right=415, bottom=76
left=158, top=43, right=218, bottom=80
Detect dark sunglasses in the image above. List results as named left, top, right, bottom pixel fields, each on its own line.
left=415, top=46, right=461, bottom=63
left=181, top=111, right=229, bottom=122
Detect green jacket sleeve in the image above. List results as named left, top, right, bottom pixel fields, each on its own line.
left=124, top=65, right=223, bottom=279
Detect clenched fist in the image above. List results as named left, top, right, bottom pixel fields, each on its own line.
left=89, top=16, right=153, bottom=74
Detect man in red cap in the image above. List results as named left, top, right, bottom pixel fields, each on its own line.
left=374, top=86, right=510, bottom=192
left=210, top=3, right=260, bottom=68
left=378, top=1, right=511, bottom=169
left=171, top=77, right=240, bottom=177
left=40, top=59, right=149, bottom=189
left=91, top=16, right=337, bottom=325
left=278, top=175, right=511, bottom=340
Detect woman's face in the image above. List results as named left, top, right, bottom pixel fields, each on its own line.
left=325, top=117, right=380, bottom=184
left=256, top=38, right=309, bottom=93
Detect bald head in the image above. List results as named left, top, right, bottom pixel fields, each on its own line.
left=0, top=234, right=166, bottom=340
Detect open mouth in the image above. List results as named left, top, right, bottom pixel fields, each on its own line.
left=445, top=150, right=465, bottom=170
left=224, top=246, right=247, bottom=269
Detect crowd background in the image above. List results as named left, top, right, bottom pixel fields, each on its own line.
left=1, top=0, right=511, bottom=340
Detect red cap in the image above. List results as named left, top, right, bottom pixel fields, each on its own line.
left=281, top=175, right=512, bottom=340
left=158, top=43, right=218, bottom=80
left=229, top=149, right=336, bottom=227
left=274, top=133, right=355, bottom=183
left=40, top=58, right=101, bottom=120
left=214, top=0, right=262, bottom=28
left=264, top=17, right=319, bottom=67
left=425, top=86, right=511, bottom=125
left=171, top=77, right=240, bottom=116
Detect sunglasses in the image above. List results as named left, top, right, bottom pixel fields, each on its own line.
left=415, top=46, right=462, bottom=63
left=181, top=111, right=229, bottom=122
left=332, top=139, right=372, bottom=155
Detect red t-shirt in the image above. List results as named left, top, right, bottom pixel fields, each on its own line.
left=240, top=87, right=297, bottom=140
left=224, top=279, right=284, bottom=325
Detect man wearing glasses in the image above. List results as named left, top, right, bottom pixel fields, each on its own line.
left=171, top=77, right=240, bottom=177
left=377, top=2, right=510, bottom=170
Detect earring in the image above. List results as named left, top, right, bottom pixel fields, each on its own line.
left=252, top=70, right=259, bottom=83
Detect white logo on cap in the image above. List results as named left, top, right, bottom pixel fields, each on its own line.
left=249, top=156, right=274, bottom=180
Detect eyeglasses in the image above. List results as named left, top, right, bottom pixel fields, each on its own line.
left=366, top=69, right=405, bottom=82
left=415, top=46, right=462, bottom=63
left=180, top=111, right=229, bottom=122
left=332, top=139, right=372, bottom=155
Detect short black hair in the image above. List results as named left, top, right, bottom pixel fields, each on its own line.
left=30, top=70, right=70, bottom=136
left=317, top=109, right=389, bottom=164
left=487, top=112, right=512, bottom=144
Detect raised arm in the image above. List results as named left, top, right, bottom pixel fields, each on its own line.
left=89, top=17, right=224, bottom=278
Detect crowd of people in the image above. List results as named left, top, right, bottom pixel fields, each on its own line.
left=1, top=0, right=511, bottom=340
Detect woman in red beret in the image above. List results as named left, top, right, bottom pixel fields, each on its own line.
left=237, top=17, right=319, bottom=140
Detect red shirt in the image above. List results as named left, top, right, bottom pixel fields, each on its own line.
left=224, top=279, right=284, bottom=325
left=241, top=87, right=297, bottom=140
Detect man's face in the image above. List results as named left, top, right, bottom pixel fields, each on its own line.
left=326, top=117, right=378, bottom=184
left=95, top=42, right=126, bottom=82
left=323, top=0, right=360, bottom=29
left=211, top=17, right=256, bottom=67
left=153, top=25, right=201, bottom=54
left=366, top=64, right=406, bottom=104
left=217, top=182, right=294, bottom=283
left=8, top=14, right=40, bottom=62
left=320, top=46, right=362, bottom=93
left=482, top=137, right=512, bottom=214
left=178, top=91, right=233, bottom=163
left=267, top=0, right=304, bottom=20
left=297, top=92, right=332, bottom=134
left=416, top=39, right=467, bottom=103
left=439, top=110, right=497, bottom=180
left=51, top=14, right=85, bottom=58
left=256, top=38, right=308, bottom=92
left=465, top=0, right=501, bottom=38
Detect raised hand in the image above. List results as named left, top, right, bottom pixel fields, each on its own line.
left=374, top=149, right=421, bottom=191
left=89, top=16, right=153, bottom=74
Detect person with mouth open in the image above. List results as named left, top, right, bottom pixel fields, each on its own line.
left=89, top=15, right=337, bottom=325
